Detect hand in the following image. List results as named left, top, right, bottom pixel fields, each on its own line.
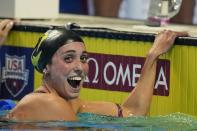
left=0, top=19, right=14, bottom=46
left=149, top=30, right=189, bottom=57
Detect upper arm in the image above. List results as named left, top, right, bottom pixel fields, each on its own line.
left=78, top=101, right=116, bottom=116
left=78, top=100, right=133, bottom=117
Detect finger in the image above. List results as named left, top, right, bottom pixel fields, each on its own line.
left=156, top=30, right=165, bottom=35
left=0, top=19, right=11, bottom=30
left=167, top=30, right=189, bottom=37
left=3, top=21, right=14, bottom=34
left=175, top=31, right=189, bottom=37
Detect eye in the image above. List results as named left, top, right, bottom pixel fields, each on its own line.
left=64, top=55, right=73, bottom=63
left=80, top=54, right=89, bottom=63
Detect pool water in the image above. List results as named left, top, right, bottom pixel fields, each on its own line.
left=0, top=111, right=196, bottom=131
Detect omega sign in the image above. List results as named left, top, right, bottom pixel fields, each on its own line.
left=83, top=53, right=170, bottom=96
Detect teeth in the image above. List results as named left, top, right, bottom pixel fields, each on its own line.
left=69, top=76, right=82, bottom=81
left=67, top=76, right=82, bottom=89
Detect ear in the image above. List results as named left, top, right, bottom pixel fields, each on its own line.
left=46, top=64, right=50, bottom=72
left=43, top=65, right=50, bottom=74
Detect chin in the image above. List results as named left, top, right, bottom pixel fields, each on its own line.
left=67, top=92, right=80, bottom=99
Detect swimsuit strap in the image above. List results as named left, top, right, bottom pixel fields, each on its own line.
left=116, top=103, right=123, bottom=117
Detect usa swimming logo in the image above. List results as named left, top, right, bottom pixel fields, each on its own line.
left=2, top=54, right=29, bottom=98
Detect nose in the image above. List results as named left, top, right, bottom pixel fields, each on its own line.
left=74, top=61, right=83, bottom=75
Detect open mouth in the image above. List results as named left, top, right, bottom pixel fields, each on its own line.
left=67, top=76, right=82, bottom=88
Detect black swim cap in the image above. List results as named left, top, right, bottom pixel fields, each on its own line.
left=31, top=28, right=84, bottom=73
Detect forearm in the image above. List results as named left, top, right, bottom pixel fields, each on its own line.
left=122, top=51, right=158, bottom=115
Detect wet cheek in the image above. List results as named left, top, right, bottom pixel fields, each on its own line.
left=56, top=64, right=70, bottom=74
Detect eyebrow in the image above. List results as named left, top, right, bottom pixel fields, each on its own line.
left=63, top=50, right=75, bottom=54
left=62, top=50, right=88, bottom=55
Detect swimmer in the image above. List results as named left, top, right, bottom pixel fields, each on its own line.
left=6, top=28, right=188, bottom=121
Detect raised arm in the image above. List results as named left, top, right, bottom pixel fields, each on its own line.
left=77, top=30, right=188, bottom=117
left=122, top=30, right=188, bottom=115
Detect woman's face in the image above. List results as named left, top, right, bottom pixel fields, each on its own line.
left=47, top=42, right=89, bottom=99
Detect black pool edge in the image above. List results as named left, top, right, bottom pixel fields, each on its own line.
left=12, top=23, right=197, bottom=46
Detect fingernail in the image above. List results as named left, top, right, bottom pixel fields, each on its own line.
left=9, top=21, right=14, bottom=27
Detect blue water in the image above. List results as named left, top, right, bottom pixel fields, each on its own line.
left=0, top=111, right=197, bottom=131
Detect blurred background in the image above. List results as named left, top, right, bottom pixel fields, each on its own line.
left=0, top=0, right=196, bottom=25
left=59, top=0, right=196, bottom=25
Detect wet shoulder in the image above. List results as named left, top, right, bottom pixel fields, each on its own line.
left=7, top=94, right=77, bottom=121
